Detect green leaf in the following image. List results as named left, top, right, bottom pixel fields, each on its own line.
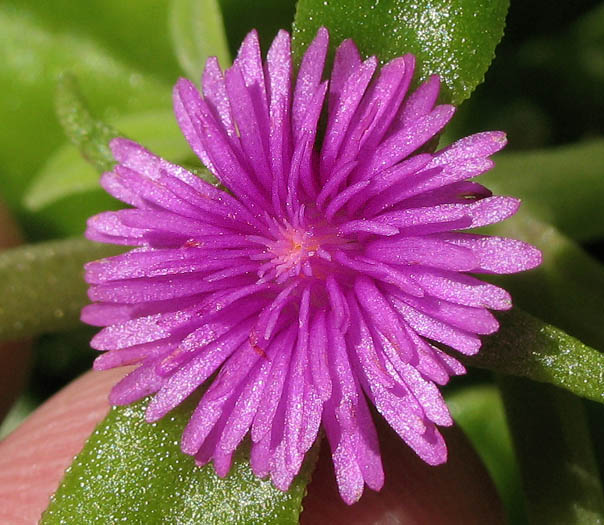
left=465, top=309, right=604, bottom=404
left=170, top=0, right=231, bottom=80
left=485, top=213, right=604, bottom=352
left=2, top=0, right=181, bottom=83
left=24, top=109, right=195, bottom=211
left=292, top=0, right=509, bottom=105
left=41, top=397, right=318, bottom=524
left=0, top=7, right=170, bottom=210
left=499, top=377, right=604, bottom=524
left=55, top=73, right=120, bottom=173
left=0, top=238, right=123, bottom=342
left=483, top=139, right=604, bottom=243
left=446, top=385, right=526, bottom=525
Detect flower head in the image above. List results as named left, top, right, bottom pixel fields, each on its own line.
left=83, top=28, right=541, bottom=503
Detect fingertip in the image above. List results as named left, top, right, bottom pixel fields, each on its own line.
left=0, top=367, right=132, bottom=524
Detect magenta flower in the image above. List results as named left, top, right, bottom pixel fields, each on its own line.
left=82, top=28, right=541, bottom=503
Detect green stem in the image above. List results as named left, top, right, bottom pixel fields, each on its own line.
left=499, top=376, right=604, bottom=525
left=0, top=237, right=123, bottom=341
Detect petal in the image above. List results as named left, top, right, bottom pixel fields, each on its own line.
left=292, top=27, right=328, bottom=141
left=407, top=267, right=512, bottom=310
left=365, top=236, right=479, bottom=272
left=109, top=360, right=165, bottom=405
left=391, top=297, right=482, bottom=355
left=433, top=233, right=543, bottom=274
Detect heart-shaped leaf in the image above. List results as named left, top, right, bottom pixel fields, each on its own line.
left=41, top=397, right=318, bottom=524
left=292, top=0, right=510, bottom=105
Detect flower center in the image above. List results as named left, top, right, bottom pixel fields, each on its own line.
left=252, top=216, right=344, bottom=285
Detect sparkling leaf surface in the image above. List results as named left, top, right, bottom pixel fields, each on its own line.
left=467, top=309, right=604, bottom=404
left=292, top=0, right=509, bottom=105
left=41, top=397, right=317, bottom=525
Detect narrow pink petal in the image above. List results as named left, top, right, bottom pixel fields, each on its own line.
left=308, top=310, right=332, bottom=401
left=397, top=74, right=441, bottom=128
left=395, top=359, right=453, bottom=426
left=109, top=361, right=165, bottom=405
left=432, top=131, right=508, bottom=166
left=365, top=236, right=479, bottom=272
left=173, top=79, right=216, bottom=173
left=354, top=276, right=416, bottom=363
left=346, top=292, right=396, bottom=391
left=266, top=30, right=293, bottom=214
left=362, top=104, right=455, bottom=179
left=86, top=211, right=146, bottom=246
left=81, top=303, right=135, bottom=326
left=145, top=318, right=254, bottom=422
left=250, top=431, right=271, bottom=478
left=320, top=56, right=378, bottom=178
left=338, top=219, right=399, bottom=237
left=298, top=376, right=323, bottom=453
left=99, top=170, right=145, bottom=208
left=217, top=358, right=272, bottom=454
left=90, top=313, right=174, bottom=351
left=202, top=56, right=236, bottom=137
left=284, top=287, right=311, bottom=466
left=180, top=343, right=260, bottom=453
left=407, top=266, right=512, bottom=310
left=233, top=29, right=269, bottom=122
left=391, top=297, right=482, bottom=355
left=93, top=339, right=177, bottom=371
left=329, top=39, right=362, bottom=114
left=88, top=274, right=250, bottom=304
left=355, top=391, right=385, bottom=491
left=433, top=233, right=543, bottom=274
left=325, top=181, right=370, bottom=221
left=316, top=160, right=357, bottom=210
left=322, top=400, right=365, bottom=505
left=251, top=326, right=296, bottom=442
left=391, top=289, right=500, bottom=335
left=225, top=64, right=272, bottom=189
left=288, top=82, right=328, bottom=205
left=325, top=275, right=350, bottom=331
left=292, top=27, right=328, bottom=141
